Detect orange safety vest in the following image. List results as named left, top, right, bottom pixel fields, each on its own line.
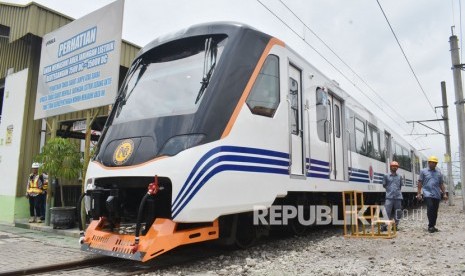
left=27, top=174, right=43, bottom=195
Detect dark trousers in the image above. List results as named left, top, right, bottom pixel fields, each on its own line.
left=37, top=193, right=46, bottom=219
left=28, top=196, right=41, bottom=217
left=424, top=197, right=440, bottom=228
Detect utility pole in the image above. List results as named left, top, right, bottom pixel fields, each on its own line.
left=441, top=81, right=454, bottom=205
left=449, top=33, right=465, bottom=210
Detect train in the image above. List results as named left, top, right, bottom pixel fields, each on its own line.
left=79, top=22, right=427, bottom=262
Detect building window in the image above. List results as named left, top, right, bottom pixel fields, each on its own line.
left=316, top=88, right=329, bottom=142
left=355, top=117, right=366, bottom=154
left=246, top=55, right=280, bottom=117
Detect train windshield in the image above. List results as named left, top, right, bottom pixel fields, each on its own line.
left=112, top=35, right=228, bottom=124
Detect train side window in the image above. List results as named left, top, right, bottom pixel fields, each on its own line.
left=246, top=55, right=280, bottom=117
left=316, top=88, right=329, bottom=142
left=334, top=104, right=341, bottom=138
left=289, top=77, right=299, bottom=134
left=393, top=143, right=402, bottom=164
left=367, top=124, right=381, bottom=160
left=415, top=155, right=420, bottom=174
left=354, top=118, right=366, bottom=154
left=402, top=147, right=411, bottom=171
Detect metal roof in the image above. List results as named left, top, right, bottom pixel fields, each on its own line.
left=0, top=1, right=140, bottom=68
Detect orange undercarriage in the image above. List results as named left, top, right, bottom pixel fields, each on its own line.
left=81, top=218, right=219, bottom=262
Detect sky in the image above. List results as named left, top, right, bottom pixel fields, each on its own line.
left=3, top=0, right=463, bottom=182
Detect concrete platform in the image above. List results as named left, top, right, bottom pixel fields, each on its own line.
left=14, top=218, right=81, bottom=238
left=0, top=223, right=95, bottom=274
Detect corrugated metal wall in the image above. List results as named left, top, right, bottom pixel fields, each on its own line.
left=0, top=36, right=31, bottom=78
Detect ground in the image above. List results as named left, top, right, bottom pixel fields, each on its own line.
left=146, top=197, right=465, bottom=276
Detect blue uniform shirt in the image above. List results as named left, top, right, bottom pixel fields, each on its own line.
left=383, top=173, right=403, bottom=200
left=419, top=168, right=443, bottom=199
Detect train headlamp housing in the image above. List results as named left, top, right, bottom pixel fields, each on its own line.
left=85, top=178, right=95, bottom=192
left=158, top=134, right=206, bottom=156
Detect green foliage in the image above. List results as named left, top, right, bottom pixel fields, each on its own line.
left=36, top=137, right=82, bottom=180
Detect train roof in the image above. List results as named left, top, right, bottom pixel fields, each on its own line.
left=135, top=22, right=271, bottom=60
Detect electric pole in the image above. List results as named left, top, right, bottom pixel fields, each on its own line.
left=449, top=33, right=465, bottom=210
left=441, top=81, right=454, bottom=205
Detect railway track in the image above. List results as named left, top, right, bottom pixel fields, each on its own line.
left=0, top=256, right=118, bottom=276
left=0, top=242, right=227, bottom=276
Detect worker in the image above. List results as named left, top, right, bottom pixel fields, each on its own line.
left=39, top=172, right=48, bottom=222
left=382, top=161, right=403, bottom=231
left=417, top=156, right=447, bottom=233
left=26, top=162, right=44, bottom=223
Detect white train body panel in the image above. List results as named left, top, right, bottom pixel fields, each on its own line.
left=85, top=23, right=423, bottom=224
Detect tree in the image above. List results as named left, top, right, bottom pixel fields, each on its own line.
left=456, top=182, right=462, bottom=190
left=36, top=137, right=82, bottom=207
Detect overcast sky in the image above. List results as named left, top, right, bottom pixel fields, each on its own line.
left=3, top=0, right=463, bottom=181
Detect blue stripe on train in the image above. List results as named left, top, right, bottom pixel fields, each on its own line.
left=172, top=146, right=290, bottom=217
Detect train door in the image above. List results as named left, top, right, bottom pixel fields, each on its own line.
left=384, top=131, right=391, bottom=173
left=288, top=65, right=304, bottom=176
left=328, top=95, right=344, bottom=180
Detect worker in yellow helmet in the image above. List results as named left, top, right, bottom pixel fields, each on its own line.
left=417, top=156, right=447, bottom=233
left=26, top=162, right=45, bottom=223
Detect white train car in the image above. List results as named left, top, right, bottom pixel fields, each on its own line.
left=80, top=22, right=425, bottom=261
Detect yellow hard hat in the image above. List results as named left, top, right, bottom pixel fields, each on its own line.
left=428, top=156, right=438, bottom=163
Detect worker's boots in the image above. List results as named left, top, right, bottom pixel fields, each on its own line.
left=28, top=216, right=36, bottom=223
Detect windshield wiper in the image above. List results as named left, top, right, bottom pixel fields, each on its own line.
left=195, top=38, right=217, bottom=104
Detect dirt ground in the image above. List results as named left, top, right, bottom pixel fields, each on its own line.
left=146, top=195, right=465, bottom=276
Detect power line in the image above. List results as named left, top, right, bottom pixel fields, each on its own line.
left=255, top=0, right=424, bottom=148
left=278, top=0, right=410, bottom=124
left=460, top=0, right=463, bottom=60
left=375, top=0, right=436, bottom=112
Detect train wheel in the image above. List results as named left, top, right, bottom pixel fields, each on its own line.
left=288, top=216, right=306, bottom=235
left=288, top=194, right=308, bottom=235
left=234, top=213, right=257, bottom=249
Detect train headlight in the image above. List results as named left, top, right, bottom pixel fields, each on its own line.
left=158, top=134, right=206, bottom=156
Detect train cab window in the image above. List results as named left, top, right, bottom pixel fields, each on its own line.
left=246, top=55, right=280, bottom=117
left=354, top=118, right=366, bottom=154
left=367, top=124, right=381, bottom=160
left=316, top=88, right=329, bottom=142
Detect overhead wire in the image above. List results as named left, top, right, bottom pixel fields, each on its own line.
left=255, top=0, right=406, bottom=131
left=460, top=0, right=463, bottom=60
left=376, top=0, right=444, bottom=138
left=375, top=0, right=436, bottom=112
left=256, top=0, right=427, bottom=149
left=277, top=0, right=410, bottom=125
